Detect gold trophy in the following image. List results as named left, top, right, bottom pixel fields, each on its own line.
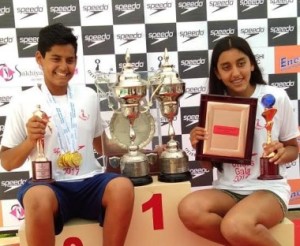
left=258, top=94, right=283, bottom=180
left=31, top=105, right=54, bottom=182
left=149, top=49, right=191, bottom=182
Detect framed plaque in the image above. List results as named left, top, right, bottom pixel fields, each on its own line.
left=196, top=94, right=257, bottom=165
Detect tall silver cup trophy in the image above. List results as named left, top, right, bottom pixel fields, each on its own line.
left=96, top=50, right=155, bottom=186
left=31, top=105, right=54, bottom=182
left=150, top=49, right=191, bottom=182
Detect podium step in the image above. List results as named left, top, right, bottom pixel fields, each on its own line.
left=17, top=176, right=294, bottom=246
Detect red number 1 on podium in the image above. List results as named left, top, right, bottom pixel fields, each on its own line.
left=142, top=193, right=164, bottom=230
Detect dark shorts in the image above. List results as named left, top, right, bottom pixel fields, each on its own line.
left=17, top=172, right=120, bottom=235
left=220, top=189, right=287, bottom=217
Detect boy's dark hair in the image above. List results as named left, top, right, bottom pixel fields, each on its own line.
left=37, top=23, right=77, bottom=57
left=209, top=35, right=266, bottom=95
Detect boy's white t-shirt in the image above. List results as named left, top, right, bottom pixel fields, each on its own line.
left=1, top=85, right=106, bottom=181
left=213, top=84, right=299, bottom=205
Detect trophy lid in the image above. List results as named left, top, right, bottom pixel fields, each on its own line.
left=151, top=48, right=184, bottom=86
left=115, top=49, right=146, bottom=88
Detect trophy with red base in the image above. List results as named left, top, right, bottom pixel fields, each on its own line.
left=31, top=105, right=54, bottom=182
left=258, top=94, right=283, bottom=180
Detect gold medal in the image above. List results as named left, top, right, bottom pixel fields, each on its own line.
left=71, top=151, right=82, bottom=167
left=57, top=151, right=82, bottom=169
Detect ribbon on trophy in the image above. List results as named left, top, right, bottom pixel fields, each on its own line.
left=40, top=84, right=83, bottom=169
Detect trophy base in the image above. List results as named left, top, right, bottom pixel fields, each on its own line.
left=158, top=171, right=191, bottom=183
left=257, top=157, right=283, bottom=180
left=129, top=175, right=153, bottom=186
left=32, top=160, right=54, bottom=183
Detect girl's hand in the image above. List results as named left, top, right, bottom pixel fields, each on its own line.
left=189, top=126, right=208, bottom=149
left=262, top=141, right=285, bottom=164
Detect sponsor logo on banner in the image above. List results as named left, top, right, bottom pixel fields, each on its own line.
left=116, top=53, right=147, bottom=72
left=268, top=0, right=297, bottom=18
left=80, top=0, right=112, bottom=26
left=0, top=116, right=5, bottom=142
left=289, top=178, right=300, bottom=207
left=0, top=63, right=15, bottom=82
left=188, top=160, right=213, bottom=187
left=181, top=107, right=200, bottom=134
left=146, top=23, right=177, bottom=52
left=176, top=0, right=206, bottom=22
left=207, top=20, right=237, bottom=49
left=268, top=18, right=297, bottom=46
left=0, top=200, right=24, bottom=228
left=269, top=73, right=297, bottom=100
left=0, top=172, right=29, bottom=200
left=178, top=51, right=209, bottom=79
left=0, top=0, right=15, bottom=28
left=112, top=0, right=144, bottom=24
left=47, top=0, right=81, bottom=26
left=206, top=0, right=236, bottom=21
left=82, top=26, right=114, bottom=55
left=16, top=28, right=39, bottom=58
left=144, top=0, right=176, bottom=23
left=0, top=28, right=18, bottom=58
left=113, top=24, right=146, bottom=54
left=13, top=1, right=48, bottom=28
left=274, top=45, right=300, bottom=74
left=177, top=22, right=207, bottom=51
left=15, top=60, right=43, bottom=84
left=237, top=0, right=267, bottom=19
left=238, top=19, right=268, bottom=48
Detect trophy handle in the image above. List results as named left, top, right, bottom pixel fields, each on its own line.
left=95, top=72, right=121, bottom=113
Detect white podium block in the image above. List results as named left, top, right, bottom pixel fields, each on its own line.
left=18, top=176, right=293, bottom=246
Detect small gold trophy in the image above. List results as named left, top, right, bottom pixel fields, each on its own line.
left=31, top=105, right=54, bottom=182
left=258, top=94, right=283, bottom=180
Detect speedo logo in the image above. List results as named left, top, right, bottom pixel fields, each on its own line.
left=240, top=0, right=264, bottom=12
left=270, top=80, right=295, bottom=89
left=183, top=115, right=199, bottom=127
left=210, top=28, right=235, bottom=42
left=85, top=34, right=111, bottom=48
left=180, top=30, right=204, bottom=43
left=270, top=0, right=293, bottom=10
left=115, top=3, right=141, bottom=17
left=280, top=56, right=300, bottom=70
left=17, top=6, right=43, bottom=19
left=0, top=125, right=4, bottom=137
left=0, top=36, right=13, bottom=47
left=148, top=31, right=174, bottom=45
left=185, top=86, right=206, bottom=99
left=118, top=61, right=144, bottom=70
left=19, top=36, right=38, bottom=50
left=161, top=116, right=177, bottom=126
left=0, top=6, right=11, bottom=16
left=178, top=0, right=204, bottom=15
left=209, top=0, right=234, bottom=12
left=117, top=32, right=142, bottom=46
left=270, top=25, right=294, bottom=39
left=181, top=58, right=205, bottom=72
left=190, top=167, right=210, bottom=179
left=146, top=2, right=172, bottom=15
left=240, top=27, right=264, bottom=39
left=255, top=54, right=264, bottom=64
left=83, top=4, right=109, bottom=17
left=0, top=96, right=12, bottom=107
left=1, top=179, right=27, bottom=193
left=50, top=5, right=77, bottom=19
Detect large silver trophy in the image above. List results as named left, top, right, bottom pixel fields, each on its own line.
left=150, top=49, right=191, bottom=182
left=95, top=50, right=155, bottom=186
